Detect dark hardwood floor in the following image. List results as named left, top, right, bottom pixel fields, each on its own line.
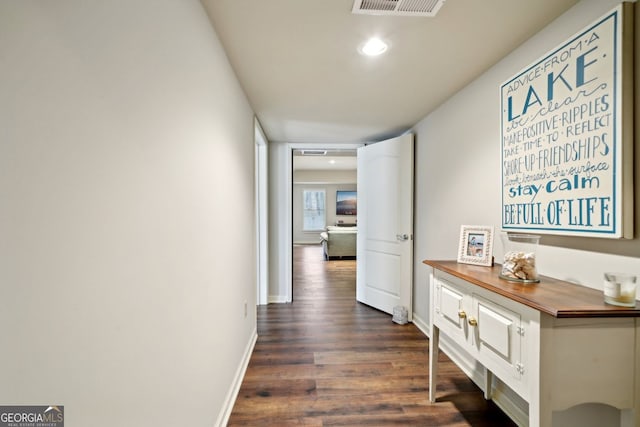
left=228, top=244, right=516, bottom=426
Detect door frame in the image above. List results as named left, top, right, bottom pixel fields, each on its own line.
left=285, top=142, right=363, bottom=302
left=255, top=119, right=269, bottom=305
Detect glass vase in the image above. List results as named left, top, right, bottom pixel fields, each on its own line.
left=499, top=234, right=541, bottom=283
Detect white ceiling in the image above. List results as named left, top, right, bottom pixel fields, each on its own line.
left=202, top=0, right=581, bottom=144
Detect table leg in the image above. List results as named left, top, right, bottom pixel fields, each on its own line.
left=429, top=325, right=440, bottom=403
left=484, top=368, right=493, bottom=400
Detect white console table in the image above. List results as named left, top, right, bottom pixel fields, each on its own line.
left=424, top=260, right=640, bottom=427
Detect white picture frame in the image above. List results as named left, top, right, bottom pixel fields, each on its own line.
left=500, top=4, right=634, bottom=238
left=457, top=225, right=494, bottom=267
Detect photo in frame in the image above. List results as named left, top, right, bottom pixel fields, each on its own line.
left=457, top=225, right=494, bottom=267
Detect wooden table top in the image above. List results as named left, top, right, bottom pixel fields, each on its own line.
left=423, top=260, right=640, bottom=318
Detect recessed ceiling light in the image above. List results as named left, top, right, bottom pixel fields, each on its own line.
left=358, top=38, right=388, bottom=56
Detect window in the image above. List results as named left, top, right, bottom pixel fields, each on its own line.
left=302, top=190, right=325, bottom=231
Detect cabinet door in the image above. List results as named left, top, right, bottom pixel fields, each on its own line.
left=472, top=294, right=522, bottom=383
left=433, top=278, right=468, bottom=342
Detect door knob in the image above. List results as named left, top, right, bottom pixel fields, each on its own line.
left=468, top=317, right=478, bottom=327
left=458, top=310, right=467, bottom=319
left=396, top=234, right=409, bottom=241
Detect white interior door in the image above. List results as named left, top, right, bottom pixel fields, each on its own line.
left=356, top=133, right=414, bottom=317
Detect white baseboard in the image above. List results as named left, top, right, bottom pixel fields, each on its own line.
left=417, top=301, right=527, bottom=425
left=491, top=381, right=529, bottom=427
left=268, top=295, right=290, bottom=304
left=436, top=334, right=528, bottom=426
left=411, top=312, right=430, bottom=338
left=215, top=327, right=258, bottom=427
left=437, top=334, right=486, bottom=387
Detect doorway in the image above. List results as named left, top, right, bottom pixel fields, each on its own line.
left=291, top=148, right=358, bottom=300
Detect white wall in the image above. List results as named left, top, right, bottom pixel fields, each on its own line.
left=294, top=169, right=358, bottom=183
left=412, top=0, right=639, bottom=424
left=293, top=184, right=358, bottom=244
left=293, top=170, right=357, bottom=244
left=268, top=142, right=292, bottom=302
left=0, top=2, right=256, bottom=426
left=413, top=0, right=640, bottom=328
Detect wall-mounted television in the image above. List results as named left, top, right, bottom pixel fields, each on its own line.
left=336, top=191, right=357, bottom=216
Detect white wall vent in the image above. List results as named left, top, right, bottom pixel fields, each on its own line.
left=352, top=0, right=445, bottom=17
left=300, top=150, right=327, bottom=156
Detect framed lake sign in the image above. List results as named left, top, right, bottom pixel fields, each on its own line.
left=500, top=4, right=634, bottom=238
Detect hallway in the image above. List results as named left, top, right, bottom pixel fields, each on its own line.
left=228, top=245, right=515, bottom=426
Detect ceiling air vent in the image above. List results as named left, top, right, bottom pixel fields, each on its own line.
left=352, top=0, right=445, bottom=17
left=300, top=150, right=327, bottom=156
